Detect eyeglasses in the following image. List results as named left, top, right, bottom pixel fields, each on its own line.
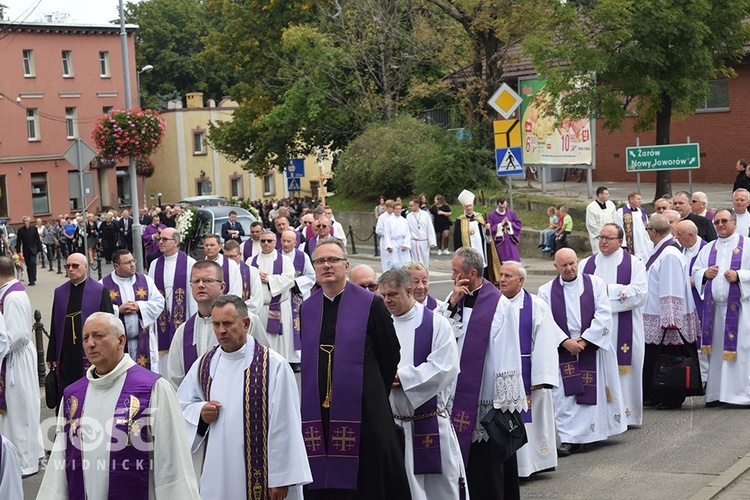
left=360, top=283, right=379, bottom=291
left=596, top=235, right=620, bottom=241
left=316, top=225, right=329, bottom=229
left=713, top=218, right=733, bottom=225
left=260, top=239, right=275, bottom=243
left=158, top=237, right=174, bottom=242
left=190, top=278, right=222, bottom=285
left=312, top=257, right=347, bottom=266
left=65, top=263, right=81, bottom=269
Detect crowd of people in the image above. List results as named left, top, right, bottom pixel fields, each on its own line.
left=1, top=179, right=749, bottom=499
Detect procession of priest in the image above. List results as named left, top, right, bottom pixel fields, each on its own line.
left=0, top=185, right=748, bottom=499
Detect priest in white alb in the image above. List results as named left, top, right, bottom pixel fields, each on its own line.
left=537, top=249, right=626, bottom=456
left=378, top=269, right=464, bottom=498
left=613, top=191, right=652, bottom=261
left=37, top=312, right=199, bottom=499
left=406, top=199, right=436, bottom=268
left=498, top=261, right=561, bottom=478
left=0, top=257, right=43, bottom=476
left=580, top=224, right=648, bottom=426
left=692, top=209, right=750, bottom=406
left=385, top=202, right=412, bottom=270
left=247, top=231, right=296, bottom=361
left=178, top=295, right=311, bottom=499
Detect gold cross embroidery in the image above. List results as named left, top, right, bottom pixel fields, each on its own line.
left=331, top=426, right=357, bottom=452
left=422, top=435, right=434, bottom=448
left=563, top=363, right=576, bottom=376
left=135, top=287, right=148, bottom=300
left=582, top=372, right=594, bottom=385
left=452, top=411, right=472, bottom=433
left=304, top=427, right=323, bottom=453
left=620, top=343, right=630, bottom=353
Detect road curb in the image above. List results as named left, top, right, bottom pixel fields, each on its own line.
left=690, top=452, right=750, bottom=500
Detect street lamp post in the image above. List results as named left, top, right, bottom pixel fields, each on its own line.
left=136, top=64, right=153, bottom=109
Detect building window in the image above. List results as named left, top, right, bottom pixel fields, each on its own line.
left=22, top=49, right=35, bottom=77
left=102, top=106, right=114, bottom=114
left=193, top=130, right=207, bottom=155
left=31, top=173, right=50, bottom=215
left=65, top=107, right=78, bottom=139
left=27, top=108, right=40, bottom=141
left=263, top=173, right=275, bottom=196
left=696, top=79, right=729, bottom=112
left=62, top=50, right=74, bottom=77
left=231, top=176, right=243, bottom=199
left=0, top=176, right=8, bottom=218
left=196, top=179, right=212, bottom=195
left=99, top=51, right=110, bottom=77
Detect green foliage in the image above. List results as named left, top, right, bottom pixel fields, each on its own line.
left=336, top=115, right=496, bottom=201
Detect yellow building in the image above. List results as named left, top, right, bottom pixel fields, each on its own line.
left=145, top=92, right=330, bottom=204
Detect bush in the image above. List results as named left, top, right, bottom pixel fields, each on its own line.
left=336, top=116, right=497, bottom=202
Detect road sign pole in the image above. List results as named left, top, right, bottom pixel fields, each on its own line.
left=75, top=140, right=89, bottom=275
left=508, top=176, right=514, bottom=211
left=687, top=136, right=693, bottom=195
left=636, top=137, right=641, bottom=193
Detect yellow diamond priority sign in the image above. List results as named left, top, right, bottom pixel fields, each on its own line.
left=488, top=83, right=522, bottom=119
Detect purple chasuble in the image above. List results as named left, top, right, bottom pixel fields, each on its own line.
left=411, top=307, right=442, bottom=474
left=102, top=273, right=152, bottom=370
left=182, top=314, right=200, bottom=371
left=290, top=250, right=306, bottom=350
left=645, top=238, right=677, bottom=270
left=238, top=260, right=252, bottom=302
left=583, top=252, right=634, bottom=372
left=425, top=294, right=438, bottom=311
left=251, top=253, right=284, bottom=335
left=64, top=365, right=160, bottom=500
left=487, top=209, right=522, bottom=262
left=518, top=290, right=534, bottom=423
left=550, top=274, right=597, bottom=405
left=0, top=281, right=25, bottom=414
left=198, top=340, right=271, bottom=498
left=153, top=252, right=189, bottom=352
left=301, top=282, right=373, bottom=490
left=451, top=279, right=501, bottom=466
left=701, top=235, right=745, bottom=360
left=52, top=279, right=105, bottom=370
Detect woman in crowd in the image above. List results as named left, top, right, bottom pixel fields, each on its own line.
left=430, top=194, right=452, bottom=255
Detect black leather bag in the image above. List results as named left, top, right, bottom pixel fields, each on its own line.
left=480, top=408, right=528, bottom=463
left=45, top=370, right=59, bottom=409
left=652, top=329, right=704, bottom=397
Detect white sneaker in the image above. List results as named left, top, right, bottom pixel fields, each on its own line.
left=438, top=249, right=443, bottom=255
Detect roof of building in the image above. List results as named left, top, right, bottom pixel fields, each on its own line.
left=0, top=21, right=138, bottom=35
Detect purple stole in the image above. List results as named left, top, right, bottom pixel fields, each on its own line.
left=52, top=279, right=104, bottom=369
left=289, top=250, right=306, bottom=350
left=451, top=279, right=501, bottom=466
left=243, top=239, right=257, bottom=260
left=182, top=314, right=200, bottom=371
left=551, top=274, right=597, bottom=405
left=238, top=261, right=252, bottom=302
left=102, top=273, right=152, bottom=370
left=64, top=365, right=159, bottom=500
left=411, top=308, right=442, bottom=474
left=701, top=236, right=745, bottom=360
left=425, top=294, right=438, bottom=311
left=307, top=236, right=319, bottom=257
left=0, top=281, right=25, bottom=414
left=622, top=206, right=647, bottom=255
left=583, top=252, right=634, bottom=373
left=645, top=238, right=676, bottom=270
left=301, top=283, right=373, bottom=490
left=198, top=341, right=270, bottom=498
left=153, top=252, right=188, bottom=352
left=218, top=256, right=231, bottom=290
left=687, top=239, right=709, bottom=340
left=518, top=290, right=534, bottom=423
left=251, top=253, right=284, bottom=335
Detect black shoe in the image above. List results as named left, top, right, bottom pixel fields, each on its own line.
left=656, top=402, right=682, bottom=410
left=557, top=443, right=582, bottom=457
left=705, top=400, right=721, bottom=408
left=28, top=282, right=35, bottom=286
left=643, top=400, right=657, bottom=407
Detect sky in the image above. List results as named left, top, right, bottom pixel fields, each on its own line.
left=2, top=0, right=138, bottom=26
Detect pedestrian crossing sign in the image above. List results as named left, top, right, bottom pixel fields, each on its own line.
left=495, top=147, right=524, bottom=175
left=287, top=178, right=301, bottom=191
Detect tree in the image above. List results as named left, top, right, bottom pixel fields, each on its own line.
left=525, top=0, right=750, bottom=199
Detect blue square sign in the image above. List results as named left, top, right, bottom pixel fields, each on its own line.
left=286, top=158, right=305, bottom=179
left=495, top=147, right=524, bottom=176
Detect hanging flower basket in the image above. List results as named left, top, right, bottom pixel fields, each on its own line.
left=92, top=109, right=167, bottom=161
left=136, top=157, right=155, bottom=178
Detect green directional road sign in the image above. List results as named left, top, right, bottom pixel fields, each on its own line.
left=625, top=143, right=700, bottom=172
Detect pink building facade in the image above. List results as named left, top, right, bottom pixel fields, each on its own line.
left=0, top=21, right=140, bottom=224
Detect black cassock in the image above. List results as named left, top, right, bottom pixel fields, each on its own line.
left=46, top=279, right=113, bottom=406
left=304, top=293, right=412, bottom=500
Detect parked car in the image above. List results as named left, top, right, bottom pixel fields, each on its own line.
left=185, top=206, right=257, bottom=260
left=179, top=195, right=228, bottom=207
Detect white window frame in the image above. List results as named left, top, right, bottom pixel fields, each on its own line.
left=193, top=130, right=207, bottom=155
left=263, top=173, right=275, bottom=196
left=99, top=51, right=110, bottom=78
left=65, top=107, right=78, bottom=139
left=22, top=49, right=35, bottom=77
left=27, top=108, right=40, bottom=141
left=62, top=50, right=74, bottom=77
left=31, top=173, right=50, bottom=215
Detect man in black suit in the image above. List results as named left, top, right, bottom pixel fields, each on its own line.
left=15, top=215, right=42, bottom=285
left=118, top=209, right=134, bottom=252
left=672, top=191, right=717, bottom=242
left=139, top=206, right=152, bottom=226
left=221, top=210, right=245, bottom=242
